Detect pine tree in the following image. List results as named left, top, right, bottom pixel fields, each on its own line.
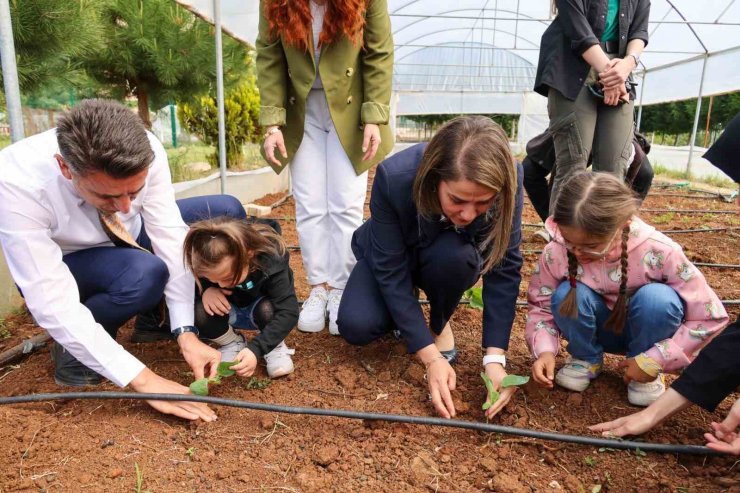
left=1, top=0, right=103, bottom=94
left=84, top=0, right=250, bottom=127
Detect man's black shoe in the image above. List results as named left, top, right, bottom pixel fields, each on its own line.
left=50, top=342, right=103, bottom=387
left=130, top=309, right=173, bottom=343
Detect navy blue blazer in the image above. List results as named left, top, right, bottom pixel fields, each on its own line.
left=704, top=112, right=740, bottom=183
left=352, top=143, right=524, bottom=353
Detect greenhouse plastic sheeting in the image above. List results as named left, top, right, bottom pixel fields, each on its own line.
left=177, top=0, right=740, bottom=115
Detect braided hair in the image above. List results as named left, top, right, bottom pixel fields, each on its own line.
left=553, top=172, right=641, bottom=331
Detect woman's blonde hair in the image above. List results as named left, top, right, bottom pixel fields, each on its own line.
left=184, top=217, right=286, bottom=290
left=552, top=172, right=642, bottom=333
left=412, top=115, right=518, bottom=274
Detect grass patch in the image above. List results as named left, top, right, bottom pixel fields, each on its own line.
left=652, top=162, right=734, bottom=189
left=0, top=318, right=11, bottom=340
left=165, top=141, right=266, bottom=183
left=651, top=211, right=675, bottom=224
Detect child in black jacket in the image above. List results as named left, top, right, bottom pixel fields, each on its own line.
left=184, top=217, right=299, bottom=378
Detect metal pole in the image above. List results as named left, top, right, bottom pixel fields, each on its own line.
left=0, top=0, right=24, bottom=142
left=687, top=54, right=708, bottom=177
left=169, top=102, right=177, bottom=148
left=214, top=0, right=227, bottom=194
left=636, top=71, right=647, bottom=131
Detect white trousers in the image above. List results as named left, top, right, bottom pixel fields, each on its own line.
left=290, top=89, right=368, bottom=289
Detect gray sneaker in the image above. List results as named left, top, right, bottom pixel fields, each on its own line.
left=218, top=333, right=247, bottom=362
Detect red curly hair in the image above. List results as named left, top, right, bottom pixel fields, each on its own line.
left=265, top=0, right=367, bottom=51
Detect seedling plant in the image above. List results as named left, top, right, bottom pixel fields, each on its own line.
left=189, top=361, right=237, bottom=396
left=480, top=373, right=530, bottom=410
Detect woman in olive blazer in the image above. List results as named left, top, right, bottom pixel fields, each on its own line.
left=256, top=0, right=394, bottom=335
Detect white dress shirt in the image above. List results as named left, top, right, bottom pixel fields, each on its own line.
left=0, top=129, right=195, bottom=387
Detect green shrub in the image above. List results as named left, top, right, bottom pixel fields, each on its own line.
left=179, top=78, right=260, bottom=169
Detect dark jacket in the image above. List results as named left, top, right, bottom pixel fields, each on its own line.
left=200, top=251, right=299, bottom=359
left=704, top=112, right=740, bottom=183
left=534, top=0, right=650, bottom=101
left=351, top=143, right=524, bottom=353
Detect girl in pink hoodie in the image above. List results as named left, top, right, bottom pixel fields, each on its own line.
left=526, top=172, right=728, bottom=407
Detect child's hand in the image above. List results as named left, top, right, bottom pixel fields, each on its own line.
left=202, top=287, right=232, bottom=316
left=230, top=348, right=258, bottom=377
left=532, top=352, right=556, bottom=388
left=619, top=358, right=654, bottom=384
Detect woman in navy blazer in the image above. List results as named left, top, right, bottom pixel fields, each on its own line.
left=338, top=116, right=524, bottom=419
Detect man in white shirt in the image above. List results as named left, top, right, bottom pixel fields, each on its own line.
left=0, top=99, right=244, bottom=421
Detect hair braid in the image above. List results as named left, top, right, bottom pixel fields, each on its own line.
left=605, top=225, right=631, bottom=333
left=558, top=250, right=580, bottom=319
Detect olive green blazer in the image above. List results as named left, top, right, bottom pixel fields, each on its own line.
left=256, top=0, right=394, bottom=175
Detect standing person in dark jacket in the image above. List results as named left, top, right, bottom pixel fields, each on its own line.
left=590, top=113, right=740, bottom=455
left=523, top=128, right=654, bottom=223
left=535, top=0, right=650, bottom=213
left=184, top=218, right=299, bottom=379
left=338, top=116, right=524, bottom=419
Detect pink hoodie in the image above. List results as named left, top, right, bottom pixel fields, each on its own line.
left=526, top=216, right=729, bottom=373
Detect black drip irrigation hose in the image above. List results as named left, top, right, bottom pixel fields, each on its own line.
left=0, top=391, right=718, bottom=456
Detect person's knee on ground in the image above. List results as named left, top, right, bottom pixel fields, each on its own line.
left=337, top=300, right=389, bottom=346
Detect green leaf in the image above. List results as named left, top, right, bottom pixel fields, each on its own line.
left=217, top=361, right=236, bottom=377
left=189, top=378, right=209, bottom=396
left=501, top=374, right=530, bottom=388
left=480, top=372, right=500, bottom=410
left=463, top=288, right=484, bottom=311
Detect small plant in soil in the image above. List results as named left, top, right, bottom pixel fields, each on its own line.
left=189, top=361, right=236, bottom=396
left=480, top=372, right=530, bottom=410
left=134, top=463, right=152, bottom=493
left=584, top=455, right=596, bottom=467
left=185, top=447, right=195, bottom=458
left=463, top=287, right=484, bottom=310
left=245, top=377, right=272, bottom=390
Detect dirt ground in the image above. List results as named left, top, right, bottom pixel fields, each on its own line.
left=0, top=175, right=739, bottom=493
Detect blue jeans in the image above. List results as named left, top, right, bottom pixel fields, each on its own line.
left=551, top=281, right=684, bottom=364
left=229, top=296, right=265, bottom=331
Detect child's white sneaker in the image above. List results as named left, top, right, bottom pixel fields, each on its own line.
left=264, top=340, right=295, bottom=378
left=298, top=286, right=328, bottom=333
left=218, top=333, right=247, bottom=362
left=628, top=374, right=665, bottom=407
left=327, top=288, right=343, bottom=336
left=555, top=357, right=603, bottom=392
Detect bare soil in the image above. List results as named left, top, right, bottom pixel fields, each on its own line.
left=0, top=178, right=739, bottom=493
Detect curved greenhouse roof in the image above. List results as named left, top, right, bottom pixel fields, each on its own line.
left=179, top=0, right=740, bottom=115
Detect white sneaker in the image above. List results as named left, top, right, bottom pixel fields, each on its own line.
left=298, top=286, right=328, bottom=333
left=218, top=333, right=247, bottom=362
left=327, top=289, right=343, bottom=336
left=628, top=374, right=666, bottom=407
left=264, top=340, right=295, bottom=378
left=555, top=357, right=603, bottom=392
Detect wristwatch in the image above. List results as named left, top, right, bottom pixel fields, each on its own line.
left=171, top=325, right=199, bottom=338
left=483, top=354, right=506, bottom=368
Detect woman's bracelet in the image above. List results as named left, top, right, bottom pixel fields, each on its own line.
left=263, top=126, right=281, bottom=139
left=424, top=355, right=447, bottom=370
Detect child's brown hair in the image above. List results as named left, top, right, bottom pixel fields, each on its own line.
left=184, top=217, right=286, bottom=290
left=552, top=172, right=641, bottom=333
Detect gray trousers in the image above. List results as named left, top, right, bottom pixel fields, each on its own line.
left=547, top=77, right=635, bottom=214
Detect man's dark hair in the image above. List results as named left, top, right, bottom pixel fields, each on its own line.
left=56, top=99, right=155, bottom=178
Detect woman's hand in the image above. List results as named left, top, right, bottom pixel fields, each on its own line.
left=619, top=358, right=655, bottom=384
left=177, top=332, right=221, bottom=380
left=202, top=287, right=232, bottom=316
left=264, top=127, right=287, bottom=167
left=483, top=363, right=517, bottom=419
left=599, top=57, right=635, bottom=89
left=418, top=345, right=456, bottom=418
left=362, top=124, right=381, bottom=162
left=532, top=352, right=556, bottom=388
left=230, top=348, right=259, bottom=377
left=602, top=83, right=629, bottom=106
left=589, top=408, right=658, bottom=437
left=705, top=399, right=740, bottom=455
left=129, top=368, right=217, bottom=422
